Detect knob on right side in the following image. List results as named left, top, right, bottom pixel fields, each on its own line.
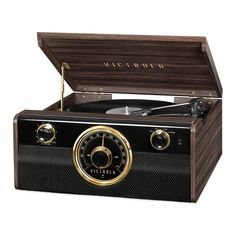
left=150, top=129, right=170, bottom=150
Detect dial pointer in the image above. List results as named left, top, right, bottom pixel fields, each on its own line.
left=102, top=134, right=105, bottom=147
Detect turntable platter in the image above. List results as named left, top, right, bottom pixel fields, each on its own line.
left=106, top=106, right=142, bottom=115
left=65, top=98, right=208, bottom=117
left=66, top=99, right=173, bottom=115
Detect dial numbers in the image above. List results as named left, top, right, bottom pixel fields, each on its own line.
left=73, top=126, right=132, bottom=186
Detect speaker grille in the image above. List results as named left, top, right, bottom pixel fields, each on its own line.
left=17, top=145, right=191, bottom=202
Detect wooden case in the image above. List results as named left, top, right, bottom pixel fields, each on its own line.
left=14, top=33, right=222, bottom=202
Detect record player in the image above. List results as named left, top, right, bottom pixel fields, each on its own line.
left=14, top=33, right=222, bottom=202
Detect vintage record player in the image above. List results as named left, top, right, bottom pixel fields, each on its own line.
left=14, top=33, right=222, bottom=202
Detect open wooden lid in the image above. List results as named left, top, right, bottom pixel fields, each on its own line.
left=38, top=32, right=222, bottom=98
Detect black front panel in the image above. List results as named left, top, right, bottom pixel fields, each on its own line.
left=18, top=119, right=190, bottom=154
left=16, top=115, right=191, bottom=201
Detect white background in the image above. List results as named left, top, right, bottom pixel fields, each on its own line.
left=0, top=0, right=235, bottom=235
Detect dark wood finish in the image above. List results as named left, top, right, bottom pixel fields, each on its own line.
left=203, top=41, right=223, bottom=96
left=190, top=100, right=222, bottom=201
left=37, top=32, right=222, bottom=98
left=13, top=110, right=26, bottom=189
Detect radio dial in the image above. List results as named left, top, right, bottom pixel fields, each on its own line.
left=36, top=123, right=56, bottom=144
left=150, top=129, right=170, bottom=150
left=73, top=126, right=133, bottom=186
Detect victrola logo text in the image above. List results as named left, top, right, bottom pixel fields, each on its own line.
left=103, top=62, right=165, bottom=69
left=90, top=168, right=116, bottom=175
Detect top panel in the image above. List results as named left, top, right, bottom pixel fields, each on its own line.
left=37, top=32, right=222, bottom=97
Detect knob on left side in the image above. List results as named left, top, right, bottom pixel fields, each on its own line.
left=36, top=123, right=56, bottom=144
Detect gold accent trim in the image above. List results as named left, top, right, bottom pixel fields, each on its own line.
left=36, top=123, right=56, bottom=144
left=101, top=134, right=105, bottom=147
left=103, top=62, right=164, bottom=69
left=150, top=129, right=170, bottom=151
left=60, top=62, right=70, bottom=112
left=90, top=146, right=113, bottom=169
left=73, top=126, right=133, bottom=186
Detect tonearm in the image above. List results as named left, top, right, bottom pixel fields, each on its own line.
left=131, top=98, right=209, bottom=118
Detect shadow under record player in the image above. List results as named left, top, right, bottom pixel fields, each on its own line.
left=14, top=33, right=222, bottom=202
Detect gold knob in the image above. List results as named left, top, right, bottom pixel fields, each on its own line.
left=90, top=146, right=113, bottom=169
left=36, top=123, right=55, bottom=144
left=150, top=129, right=170, bottom=150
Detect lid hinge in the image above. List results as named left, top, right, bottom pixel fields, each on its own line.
left=59, top=62, right=70, bottom=111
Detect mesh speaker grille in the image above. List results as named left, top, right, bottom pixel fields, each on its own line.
left=17, top=145, right=191, bottom=202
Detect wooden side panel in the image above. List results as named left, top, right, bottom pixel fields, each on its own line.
left=191, top=100, right=222, bottom=201
left=13, top=111, right=26, bottom=189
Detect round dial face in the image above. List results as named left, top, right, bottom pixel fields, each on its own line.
left=73, top=126, right=132, bottom=186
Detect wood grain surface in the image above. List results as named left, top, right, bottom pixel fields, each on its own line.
left=191, top=100, right=222, bottom=201
left=37, top=32, right=222, bottom=98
